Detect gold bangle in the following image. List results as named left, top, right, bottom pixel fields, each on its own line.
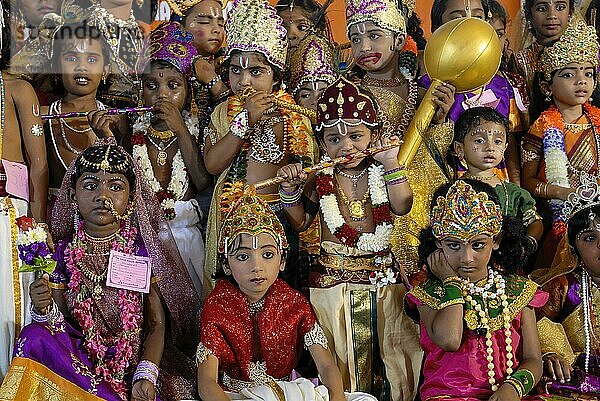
left=48, top=282, right=67, bottom=290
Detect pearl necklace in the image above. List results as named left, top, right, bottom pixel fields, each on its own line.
left=460, top=269, right=514, bottom=391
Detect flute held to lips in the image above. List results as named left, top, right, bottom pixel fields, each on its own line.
left=41, top=106, right=155, bottom=120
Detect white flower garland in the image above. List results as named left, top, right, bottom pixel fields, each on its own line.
left=132, top=111, right=199, bottom=216
left=320, top=163, right=393, bottom=254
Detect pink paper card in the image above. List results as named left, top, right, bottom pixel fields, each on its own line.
left=106, top=250, right=152, bottom=293
left=2, top=160, right=29, bottom=201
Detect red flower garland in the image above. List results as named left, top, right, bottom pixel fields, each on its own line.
left=315, top=171, right=394, bottom=250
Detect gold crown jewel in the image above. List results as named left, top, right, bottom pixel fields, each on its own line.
left=218, top=194, right=289, bottom=255
left=346, top=0, right=406, bottom=36
left=290, top=34, right=337, bottom=95
left=541, top=20, right=599, bottom=80
left=562, top=173, right=600, bottom=221
left=224, top=0, right=288, bottom=71
left=79, top=145, right=131, bottom=173
left=431, top=180, right=503, bottom=241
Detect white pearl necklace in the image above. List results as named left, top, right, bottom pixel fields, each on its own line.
left=460, top=269, right=514, bottom=391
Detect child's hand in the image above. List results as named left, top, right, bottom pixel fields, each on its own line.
left=431, top=82, right=456, bottom=124
left=427, top=249, right=457, bottom=281
left=244, top=91, right=274, bottom=126
left=88, top=110, right=116, bottom=138
left=153, top=101, right=187, bottom=135
left=543, top=353, right=573, bottom=383
left=194, top=58, right=218, bottom=85
left=277, top=163, right=307, bottom=192
left=29, top=273, right=52, bottom=314
left=489, top=383, right=520, bottom=401
left=130, top=378, right=157, bottom=401
left=372, top=134, right=401, bottom=166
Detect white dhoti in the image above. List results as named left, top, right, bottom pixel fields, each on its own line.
left=310, top=284, right=422, bottom=401
left=226, top=378, right=378, bottom=401
left=0, top=197, right=33, bottom=382
left=168, top=199, right=205, bottom=295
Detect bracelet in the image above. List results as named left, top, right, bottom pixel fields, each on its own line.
left=384, top=166, right=405, bottom=175
left=503, top=378, right=524, bottom=398
left=230, top=109, right=249, bottom=140
left=386, top=176, right=408, bottom=186
left=279, top=186, right=302, bottom=207
left=384, top=169, right=406, bottom=182
left=507, top=368, right=535, bottom=396
left=133, top=360, right=159, bottom=386
left=204, top=75, right=220, bottom=91
left=30, top=301, right=63, bottom=324
left=439, top=276, right=464, bottom=309
left=525, top=235, right=538, bottom=253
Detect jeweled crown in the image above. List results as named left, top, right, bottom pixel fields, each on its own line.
left=431, top=180, right=503, bottom=241
left=137, top=22, right=198, bottom=76
left=290, top=34, right=337, bottom=95
left=315, top=76, right=378, bottom=132
left=541, top=20, right=599, bottom=80
left=562, top=173, right=600, bottom=221
left=218, top=194, right=289, bottom=254
left=225, top=0, right=288, bottom=71
left=346, top=0, right=406, bottom=35
left=164, top=0, right=221, bottom=17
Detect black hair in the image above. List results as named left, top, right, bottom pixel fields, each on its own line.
left=454, top=107, right=509, bottom=143
left=488, top=0, right=507, bottom=25
left=524, top=0, right=575, bottom=33
left=52, top=22, right=111, bottom=71
left=431, top=0, right=490, bottom=32
left=71, top=145, right=136, bottom=190
left=407, top=12, right=427, bottom=50
left=275, top=0, right=330, bottom=37
left=567, top=204, right=600, bottom=254
left=0, top=0, right=10, bottom=69
left=225, top=50, right=284, bottom=91
left=418, top=179, right=532, bottom=276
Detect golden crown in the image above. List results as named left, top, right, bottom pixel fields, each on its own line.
left=290, top=34, right=337, bottom=95
left=431, top=180, right=503, bottom=241
left=541, top=20, right=599, bottom=80
left=164, top=0, right=219, bottom=16
left=225, top=0, right=288, bottom=71
left=218, top=194, right=288, bottom=254
left=562, top=173, right=600, bottom=221
left=346, top=0, right=406, bottom=35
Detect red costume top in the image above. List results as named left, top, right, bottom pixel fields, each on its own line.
left=199, top=278, right=320, bottom=387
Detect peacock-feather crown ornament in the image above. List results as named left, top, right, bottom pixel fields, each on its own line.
left=346, top=0, right=406, bottom=36
left=562, top=173, right=600, bottom=222
left=431, top=180, right=503, bottom=241
left=218, top=194, right=289, bottom=255
left=290, top=33, right=337, bottom=95
left=541, top=20, right=599, bottom=80
left=224, top=0, right=288, bottom=71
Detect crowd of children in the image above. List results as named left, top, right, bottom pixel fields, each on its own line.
left=0, top=0, right=600, bottom=400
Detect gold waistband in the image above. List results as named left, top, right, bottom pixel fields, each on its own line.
left=319, top=253, right=383, bottom=272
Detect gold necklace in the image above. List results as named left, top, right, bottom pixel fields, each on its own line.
left=337, top=185, right=370, bottom=221
left=147, top=125, right=176, bottom=140
left=362, top=75, right=404, bottom=88
left=462, top=173, right=495, bottom=181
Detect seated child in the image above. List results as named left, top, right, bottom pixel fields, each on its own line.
left=277, top=77, right=420, bottom=400
left=196, top=193, right=376, bottom=401
left=406, top=179, right=547, bottom=401
left=128, top=22, right=210, bottom=295
left=453, top=107, right=543, bottom=260
left=202, top=0, right=316, bottom=294
left=0, top=141, right=201, bottom=401
left=531, top=173, right=600, bottom=398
